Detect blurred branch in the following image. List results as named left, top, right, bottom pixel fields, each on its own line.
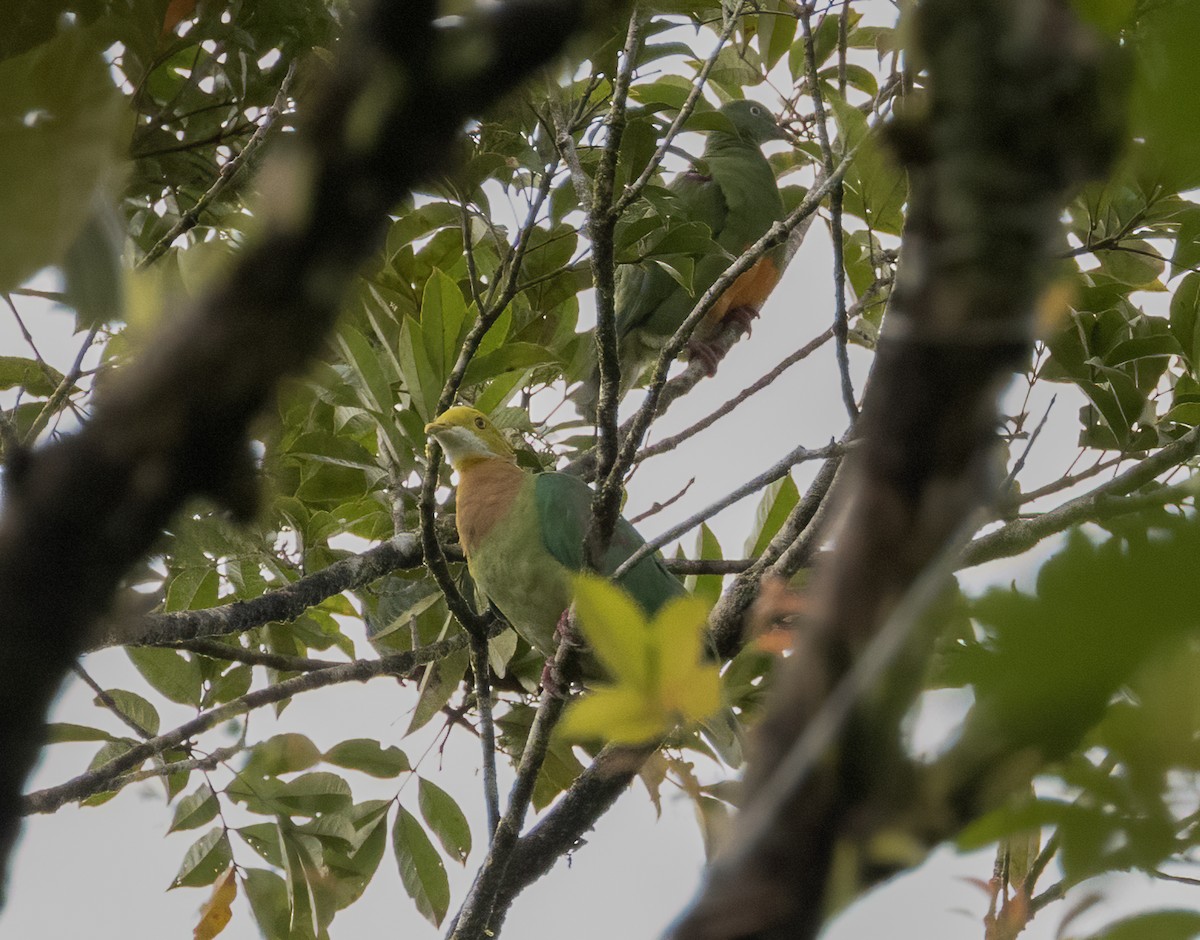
left=668, top=0, right=1123, bottom=934
left=0, top=0, right=587, bottom=891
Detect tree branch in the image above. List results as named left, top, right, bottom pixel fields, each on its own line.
left=0, top=0, right=586, bottom=891
left=24, top=631, right=478, bottom=815
left=668, top=1, right=1122, bottom=934
left=91, top=533, right=425, bottom=650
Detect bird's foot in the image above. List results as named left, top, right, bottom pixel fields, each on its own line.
left=540, top=609, right=578, bottom=698
left=686, top=338, right=722, bottom=376
left=540, top=658, right=567, bottom=698
left=725, top=304, right=760, bottom=337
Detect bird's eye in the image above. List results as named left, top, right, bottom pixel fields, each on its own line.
left=750, top=105, right=761, bottom=115
left=474, top=417, right=486, bottom=428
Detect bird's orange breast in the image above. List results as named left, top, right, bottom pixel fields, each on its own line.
left=454, top=458, right=525, bottom=556
left=706, top=255, right=782, bottom=329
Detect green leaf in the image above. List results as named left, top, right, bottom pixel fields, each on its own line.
left=243, top=868, right=291, bottom=940
left=1133, top=2, right=1200, bottom=191
left=241, top=734, right=322, bottom=778
left=323, top=804, right=390, bottom=911
left=164, top=565, right=220, bottom=612
left=0, top=26, right=125, bottom=293
left=1082, top=910, right=1200, bottom=940
left=392, top=805, right=450, bottom=927
left=126, top=646, right=204, bottom=707
left=0, top=356, right=66, bottom=397
left=826, top=88, right=906, bottom=235
left=1169, top=272, right=1200, bottom=369
left=324, top=739, right=411, bottom=778
left=420, top=268, right=470, bottom=385
left=238, top=823, right=285, bottom=868
left=169, top=827, right=232, bottom=889
left=744, top=474, right=800, bottom=557
left=169, top=784, right=220, bottom=833
left=418, top=778, right=472, bottom=863
left=62, top=204, right=124, bottom=328
left=337, top=325, right=395, bottom=418
left=43, top=722, right=116, bottom=744
left=460, top=342, right=557, bottom=387
left=406, top=644, right=470, bottom=736
left=397, top=315, right=439, bottom=422
left=273, top=772, right=353, bottom=817
left=1097, top=242, right=1163, bottom=288
left=94, top=688, right=159, bottom=736
left=689, top=523, right=724, bottom=608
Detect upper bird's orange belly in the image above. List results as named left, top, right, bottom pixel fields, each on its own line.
left=705, top=255, right=782, bottom=331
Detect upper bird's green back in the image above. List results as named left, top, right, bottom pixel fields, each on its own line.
left=575, top=99, right=787, bottom=409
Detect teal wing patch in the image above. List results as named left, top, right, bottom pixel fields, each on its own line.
left=534, top=472, right=686, bottom=615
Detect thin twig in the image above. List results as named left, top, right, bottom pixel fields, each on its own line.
left=963, top=426, right=1200, bottom=567
left=172, top=638, right=344, bottom=672
left=71, top=663, right=154, bottom=740
left=1018, top=453, right=1124, bottom=504
left=25, top=629, right=488, bottom=815
left=107, top=742, right=243, bottom=789
left=611, top=0, right=749, bottom=216
left=26, top=325, right=100, bottom=443
left=628, top=477, right=695, bottom=524
left=799, top=4, right=857, bottom=421
left=613, top=440, right=847, bottom=579
left=1001, top=395, right=1056, bottom=490
left=633, top=328, right=834, bottom=464
left=470, top=632, right=501, bottom=838
left=139, top=63, right=297, bottom=269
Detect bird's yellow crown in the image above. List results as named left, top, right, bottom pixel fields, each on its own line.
left=424, top=406, right=516, bottom=469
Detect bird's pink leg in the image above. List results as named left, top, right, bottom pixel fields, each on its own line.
left=725, top=303, right=760, bottom=336
left=539, top=608, right=575, bottom=697
left=685, top=338, right=722, bottom=376
left=686, top=305, right=760, bottom=375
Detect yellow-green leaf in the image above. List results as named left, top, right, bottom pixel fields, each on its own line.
left=572, top=575, right=649, bottom=688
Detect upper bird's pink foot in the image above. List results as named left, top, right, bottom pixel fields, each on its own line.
left=726, top=304, right=760, bottom=336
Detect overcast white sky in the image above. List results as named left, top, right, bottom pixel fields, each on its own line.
left=4, top=229, right=1196, bottom=940
left=3, top=4, right=1198, bottom=935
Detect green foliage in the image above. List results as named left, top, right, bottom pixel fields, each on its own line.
left=950, top=513, right=1200, bottom=907
left=12, top=0, right=1200, bottom=936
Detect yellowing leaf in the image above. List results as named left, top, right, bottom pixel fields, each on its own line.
left=193, top=864, right=237, bottom=940
left=572, top=575, right=649, bottom=688
left=558, top=685, right=666, bottom=744
left=561, top=581, right=718, bottom=744
left=655, top=596, right=714, bottom=689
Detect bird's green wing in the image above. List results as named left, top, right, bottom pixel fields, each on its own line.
left=615, top=168, right=730, bottom=343
left=534, top=472, right=686, bottom=615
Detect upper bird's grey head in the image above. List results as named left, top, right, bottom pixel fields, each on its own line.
left=717, top=99, right=788, bottom=146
